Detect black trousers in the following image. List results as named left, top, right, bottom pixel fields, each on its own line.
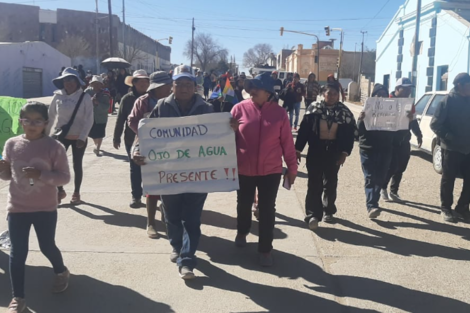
left=383, top=141, right=411, bottom=194
left=441, top=149, right=470, bottom=212
left=305, top=145, right=341, bottom=222
left=58, top=138, right=87, bottom=193
left=237, top=174, right=282, bottom=253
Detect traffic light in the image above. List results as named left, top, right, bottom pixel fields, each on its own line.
left=280, top=27, right=284, bottom=36
left=336, top=57, right=340, bottom=68
left=169, top=36, right=173, bottom=44
left=325, top=26, right=330, bottom=36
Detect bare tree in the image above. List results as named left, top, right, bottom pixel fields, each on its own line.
left=56, top=35, right=91, bottom=62
left=243, top=43, right=274, bottom=68
left=116, top=34, right=148, bottom=65
left=183, top=33, right=228, bottom=72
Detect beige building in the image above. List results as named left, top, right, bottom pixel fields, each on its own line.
left=285, top=41, right=340, bottom=81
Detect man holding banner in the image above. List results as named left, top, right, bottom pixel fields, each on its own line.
left=133, top=65, right=238, bottom=280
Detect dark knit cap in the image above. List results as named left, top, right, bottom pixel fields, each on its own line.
left=453, top=73, right=470, bottom=86
left=372, top=83, right=389, bottom=97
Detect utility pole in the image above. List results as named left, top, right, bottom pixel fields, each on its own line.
left=190, top=18, right=195, bottom=68
left=95, top=0, right=100, bottom=73
left=411, top=0, right=422, bottom=97
left=122, top=0, right=126, bottom=60
left=335, top=29, right=344, bottom=79
left=108, top=0, right=113, bottom=57
left=359, top=31, right=367, bottom=85
left=352, top=43, right=357, bottom=82
left=280, top=28, right=320, bottom=80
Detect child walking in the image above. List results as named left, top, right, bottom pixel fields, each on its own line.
left=0, top=102, right=71, bottom=313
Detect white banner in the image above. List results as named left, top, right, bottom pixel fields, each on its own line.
left=138, top=112, right=239, bottom=195
left=363, top=97, right=414, bottom=131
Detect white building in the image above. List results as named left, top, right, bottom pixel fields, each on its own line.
left=0, top=41, right=71, bottom=98
left=376, top=0, right=470, bottom=99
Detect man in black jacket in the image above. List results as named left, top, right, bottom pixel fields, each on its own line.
left=431, top=72, right=470, bottom=222
left=381, top=78, right=423, bottom=202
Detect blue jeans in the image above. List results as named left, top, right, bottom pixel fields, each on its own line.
left=360, top=148, right=392, bottom=211
left=288, top=102, right=301, bottom=128
left=9, top=211, right=65, bottom=298
left=125, top=143, right=143, bottom=199
left=161, top=193, right=208, bottom=269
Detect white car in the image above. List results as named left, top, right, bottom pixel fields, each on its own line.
left=410, top=91, right=448, bottom=174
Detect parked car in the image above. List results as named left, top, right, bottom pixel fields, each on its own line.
left=410, top=91, right=448, bottom=174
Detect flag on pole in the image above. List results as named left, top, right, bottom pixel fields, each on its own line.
left=210, top=84, right=222, bottom=100
left=222, top=77, right=238, bottom=104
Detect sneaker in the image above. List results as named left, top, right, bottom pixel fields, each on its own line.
left=93, top=148, right=100, bottom=156
left=7, top=298, right=26, bottom=313
left=441, top=210, right=456, bottom=223
left=389, top=192, right=404, bottom=203
left=259, top=252, right=273, bottom=267
left=308, top=217, right=319, bottom=231
left=368, top=208, right=381, bottom=219
left=380, top=189, right=391, bottom=202
left=179, top=266, right=195, bottom=280
left=170, top=249, right=179, bottom=263
left=52, top=267, right=70, bottom=293
left=455, top=210, right=470, bottom=222
left=129, top=198, right=143, bottom=209
left=146, top=225, right=159, bottom=239
left=323, top=214, right=335, bottom=223
left=70, top=193, right=81, bottom=205
left=235, top=234, right=247, bottom=247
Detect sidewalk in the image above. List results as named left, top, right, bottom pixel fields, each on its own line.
left=0, top=113, right=469, bottom=312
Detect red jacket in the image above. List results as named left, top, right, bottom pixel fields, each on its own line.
left=231, top=99, right=298, bottom=176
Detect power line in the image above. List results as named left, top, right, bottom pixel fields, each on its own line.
left=362, top=0, right=392, bottom=30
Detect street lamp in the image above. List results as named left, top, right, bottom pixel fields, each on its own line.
left=155, top=37, right=173, bottom=71
left=325, top=27, right=344, bottom=79
left=280, top=27, right=320, bottom=80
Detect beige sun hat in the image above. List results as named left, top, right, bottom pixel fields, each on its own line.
left=125, top=69, right=150, bottom=86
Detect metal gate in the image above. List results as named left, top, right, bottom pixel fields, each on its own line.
left=22, top=67, right=43, bottom=98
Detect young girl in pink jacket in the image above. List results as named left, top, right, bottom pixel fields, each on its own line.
left=0, top=102, right=71, bottom=313
left=231, top=72, right=298, bottom=267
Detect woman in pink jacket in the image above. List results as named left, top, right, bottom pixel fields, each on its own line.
left=231, top=72, right=298, bottom=267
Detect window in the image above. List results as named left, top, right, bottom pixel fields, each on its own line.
left=40, top=24, right=46, bottom=41
left=414, top=94, right=432, bottom=115
left=52, top=25, right=57, bottom=42
left=425, top=95, right=445, bottom=117
left=437, top=65, right=448, bottom=91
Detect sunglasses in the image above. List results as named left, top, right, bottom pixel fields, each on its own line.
left=19, top=119, right=47, bottom=126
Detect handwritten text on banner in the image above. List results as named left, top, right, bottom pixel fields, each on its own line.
left=138, top=112, right=239, bottom=195
left=363, top=97, right=414, bottom=131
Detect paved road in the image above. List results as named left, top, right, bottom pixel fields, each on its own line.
left=0, top=103, right=469, bottom=313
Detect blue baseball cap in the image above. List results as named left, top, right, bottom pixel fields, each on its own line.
left=243, top=72, right=275, bottom=94
left=172, top=65, right=196, bottom=82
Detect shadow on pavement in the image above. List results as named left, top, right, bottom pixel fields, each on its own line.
left=392, top=200, right=441, bottom=214
left=377, top=208, right=470, bottom=241
left=0, top=250, right=174, bottom=313
left=317, top=218, right=470, bottom=260
left=101, top=150, right=129, bottom=162
left=198, top=235, right=470, bottom=313
left=65, top=202, right=167, bottom=236
left=202, top=210, right=287, bottom=239
left=410, top=149, right=433, bottom=163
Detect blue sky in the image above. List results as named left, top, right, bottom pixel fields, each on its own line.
left=9, top=0, right=405, bottom=71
